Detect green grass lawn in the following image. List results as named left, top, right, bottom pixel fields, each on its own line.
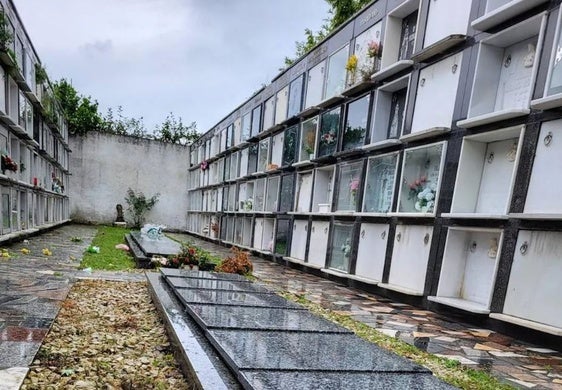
left=80, top=226, right=135, bottom=270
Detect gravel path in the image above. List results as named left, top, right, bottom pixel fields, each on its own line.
left=21, top=279, right=191, bottom=389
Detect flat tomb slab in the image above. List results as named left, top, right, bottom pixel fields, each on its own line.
left=167, top=277, right=271, bottom=294
left=161, top=268, right=248, bottom=282
left=241, top=371, right=456, bottom=390
left=175, top=289, right=304, bottom=309
left=188, top=304, right=352, bottom=333
left=130, top=231, right=181, bottom=257
left=207, top=329, right=430, bottom=372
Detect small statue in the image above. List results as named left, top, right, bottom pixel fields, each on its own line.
left=115, top=204, right=125, bottom=222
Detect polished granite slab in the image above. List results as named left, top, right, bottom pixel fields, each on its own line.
left=240, top=370, right=457, bottom=390
left=175, top=288, right=304, bottom=309
left=187, top=304, right=351, bottom=333
left=161, top=268, right=248, bottom=282
left=129, top=231, right=181, bottom=256
left=207, top=329, right=430, bottom=372
left=167, top=277, right=271, bottom=293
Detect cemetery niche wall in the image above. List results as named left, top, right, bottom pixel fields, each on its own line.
left=0, top=0, right=71, bottom=239
left=186, top=0, right=562, bottom=340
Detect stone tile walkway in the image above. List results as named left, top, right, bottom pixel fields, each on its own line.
left=0, top=224, right=145, bottom=389
left=168, top=233, right=562, bottom=390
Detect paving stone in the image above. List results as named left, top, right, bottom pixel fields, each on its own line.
left=489, top=351, right=526, bottom=358
left=527, top=348, right=559, bottom=354
left=434, top=354, right=477, bottom=365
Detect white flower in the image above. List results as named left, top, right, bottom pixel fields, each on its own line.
left=415, top=201, right=422, bottom=211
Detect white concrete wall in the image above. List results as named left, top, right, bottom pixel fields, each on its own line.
left=69, top=132, right=188, bottom=230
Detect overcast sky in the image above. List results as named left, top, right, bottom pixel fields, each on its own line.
left=15, top=0, right=330, bottom=134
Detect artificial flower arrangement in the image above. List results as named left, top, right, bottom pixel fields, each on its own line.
left=320, top=130, right=337, bottom=146
left=367, top=40, right=382, bottom=59
left=200, top=160, right=209, bottom=171
left=407, top=175, right=436, bottom=213
left=346, top=54, right=359, bottom=86
left=1, top=155, right=18, bottom=173
left=345, top=54, right=358, bottom=72
left=361, top=40, right=383, bottom=80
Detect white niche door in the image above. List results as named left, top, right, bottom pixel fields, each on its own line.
left=494, top=230, right=562, bottom=334
left=307, top=220, right=330, bottom=268
left=423, top=0, right=472, bottom=49
left=289, top=220, right=308, bottom=262
left=354, top=223, right=389, bottom=283
left=429, top=227, right=503, bottom=314
left=381, top=225, right=433, bottom=296
left=406, top=53, right=462, bottom=141
left=523, top=119, right=562, bottom=216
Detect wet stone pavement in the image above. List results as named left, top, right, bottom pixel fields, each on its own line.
left=0, top=224, right=146, bottom=389
left=168, top=233, right=562, bottom=390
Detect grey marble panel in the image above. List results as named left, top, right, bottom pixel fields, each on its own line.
left=161, top=268, right=248, bottom=282
left=167, top=277, right=270, bottom=294
left=207, top=329, right=430, bottom=372
left=175, top=289, right=303, bottom=309
left=241, top=370, right=456, bottom=390
left=130, top=231, right=181, bottom=256
left=188, top=305, right=351, bottom=333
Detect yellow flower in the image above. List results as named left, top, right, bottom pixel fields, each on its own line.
left=346, top=54, right=358, bottom=71
left=1, top=252, right=10, bottom=258
left=21, top=248, right=30, bottom=255
left=42, top=248, right=52, bottom=256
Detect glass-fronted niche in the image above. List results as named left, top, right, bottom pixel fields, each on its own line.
left=362, top=152, right=399, bottom=214
left=298, top=117, right=318, bottom=162
left=336, top=161, right=364, bottom=212
left=343, top=94, right=370, bottom=151
left=318, top=107, right=341, bottom=158
left=532, top=7, right=562, bottom=110
left=282, top=125, right=298, bottom=167
left=287, top=75, right=304, bottom=118
left=397, top=142, right=446, bottom=215
left=328, top=222, right=354, bottom=272
left=348, top=21, right=383, bottom=85
left=325, top=44, right=349, bottom=100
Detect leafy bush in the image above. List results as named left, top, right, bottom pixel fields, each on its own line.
left=154, top=243, right=221, bottom=270
left=124, top=188, right=160, bottom=228
left=216, top=247, right=253, bottom=275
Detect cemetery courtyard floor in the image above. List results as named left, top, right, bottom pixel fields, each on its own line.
left=0, top=223, right=559, bottom=389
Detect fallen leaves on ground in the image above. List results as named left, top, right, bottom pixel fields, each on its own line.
left=22, top=280, right=191, bottom=389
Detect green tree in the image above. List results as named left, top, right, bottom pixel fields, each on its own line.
left=284, top=0, right=371, bottom=66
left=103, top=106, right=150, bottom=138
left=154, top=113, right=199, bottom=145
left=54, top=79, right=105, bottom=136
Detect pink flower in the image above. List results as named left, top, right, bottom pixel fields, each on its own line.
left=350, top=179, right=359, bottom=191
